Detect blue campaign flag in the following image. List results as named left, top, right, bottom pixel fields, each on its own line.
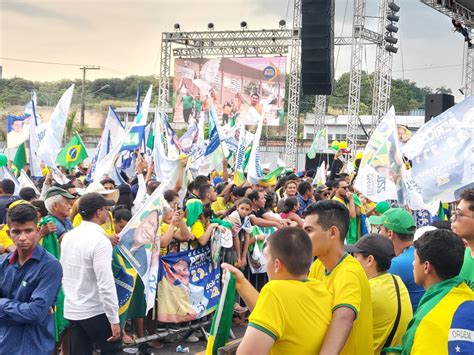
left=205, top=125, right=220, bottom=156
left=156, top=245, right=221, bottom=323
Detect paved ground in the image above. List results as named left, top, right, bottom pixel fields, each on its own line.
left=121, top=325, right=247, bottom=355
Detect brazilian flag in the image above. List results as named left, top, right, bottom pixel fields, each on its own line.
left=56, top=132, right=89, bottom=170
left=12, top=143, right=27, bottom=177
left=206, top=272, right=236, bottom=355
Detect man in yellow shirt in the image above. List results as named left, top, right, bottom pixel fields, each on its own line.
left=222, top=227, right=333, bottom=354
left=303, top=200, right=374, bottom=355
left=347, top=233, right=413, bottom=354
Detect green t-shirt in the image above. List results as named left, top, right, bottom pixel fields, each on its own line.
left=460, top=247, right=474, bottom=290
left=182, top=95, right=194, bottom=110
left=195, top=99, right=203, bottom=111
left=332, top=194, right=362, bottom=245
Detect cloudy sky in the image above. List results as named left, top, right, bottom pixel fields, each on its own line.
left=0, top=0, right=467, bottom=99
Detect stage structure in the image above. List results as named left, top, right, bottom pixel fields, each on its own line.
left=157, top=0, right=391, bottom=168
left=157, top=25, right=299, bottom=166
left=420, top=0, right=473, bottom=98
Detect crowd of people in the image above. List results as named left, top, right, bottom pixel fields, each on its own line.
left=0, top=147, right=473, bottom=355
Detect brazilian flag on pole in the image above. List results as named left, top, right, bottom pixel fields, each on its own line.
left=206, top=272, right=236, bottom=355
left=12, top=143, right=27, bottom=177
left=56, top=132, right=89, bottom=170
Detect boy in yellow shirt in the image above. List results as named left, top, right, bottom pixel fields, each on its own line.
left=222, top=227, right=333, bottom=355
left=303, top=200, right=374, bottom=355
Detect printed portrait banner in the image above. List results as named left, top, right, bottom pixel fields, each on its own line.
left=156, top=245, right=221, bottom=323
left=402, top=95, right=474, bottom=204
left=118, top=184, right=164, bottom=313
left=7, top=115, right=31, bottom=149
left=173, top=57, right=286, bottom=126
left=354, top=107, right=404, bottom=203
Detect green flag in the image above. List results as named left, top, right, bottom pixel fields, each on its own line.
left=307, top=128, right=327, bottom=159
left=206, top=272, right=236, bottom=355
left=56, top=132, right=89, bottom=170
left=12, top=143, right=27, bottom=176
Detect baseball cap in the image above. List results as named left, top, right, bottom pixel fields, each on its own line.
left=368, top=208, right=416, bottom=235
left=45, top=187, right=76, bottom=200
left=315, top=184, right=329, bottom=193
left=78, top=192, right=115, bottom=217
left=345, top=233, right=395, bottom=260
left=375, top=201, right=390, bottom=214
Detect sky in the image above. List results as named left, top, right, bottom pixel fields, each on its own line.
left=0, top=0, right=468, bottom=100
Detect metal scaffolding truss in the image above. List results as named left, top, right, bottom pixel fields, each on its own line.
left=285, top=0, right=303, bottom=168
left=420, top=0, right=472, bottom=25
left=346, top=0, right=367, bottom=160
left=420, top=1, right=473, bottom=98
left=466, top=28, right=474, bottom=97
left=371, top=0, right=396, bottom=131
left=313, top=95, right=327, bottom=136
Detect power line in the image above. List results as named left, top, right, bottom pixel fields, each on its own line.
left=0, top=56, right=90, bottom=67
left=393, top=64, right=462, bottom=72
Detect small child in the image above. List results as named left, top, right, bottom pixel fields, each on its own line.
left=160, top=205, right=192, bottom=254
left=280, top=197, right=304, bottom=228
left=226, top=198, right=253, bottom=268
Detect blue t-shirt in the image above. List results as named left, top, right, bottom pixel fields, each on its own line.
left=388, top=245, right=425, bottom=313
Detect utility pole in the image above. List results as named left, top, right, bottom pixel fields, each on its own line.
left=80, top=66, right=100, bottom=127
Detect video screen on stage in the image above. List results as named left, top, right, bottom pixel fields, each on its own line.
left=172, top=56, right=286, bottom=126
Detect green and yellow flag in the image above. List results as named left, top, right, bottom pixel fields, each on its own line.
left=206, top=272, right=236, bottom=355
left=12, top=143, right=27, bottom=176
left=56, top=132, right=89, bottom=170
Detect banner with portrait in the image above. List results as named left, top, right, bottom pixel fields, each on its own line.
left=402, top=95, right=474, bottom=204
left=157, top=245, right=221, bottom=323
left=173, top=57, right=286, bottom=126
left=7, top=115, right=31, bottom=148
left=117, top=185, right=164, bottom=313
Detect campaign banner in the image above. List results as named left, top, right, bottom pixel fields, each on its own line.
left=157, top=245, right=221, bottom=323
left=354, top=107, right=404, bottom=203
left=117, top=184, right=163, bottom=313
left=402, top=95, right=474, bottom=203
left=173, top=57, right=286, bottom=126
left=7, top=115, right=31, bottom=149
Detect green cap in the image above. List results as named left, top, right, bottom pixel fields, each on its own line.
left=375, top=201, right=390, bottom=214
left=368, top=208, right=416, bottom=235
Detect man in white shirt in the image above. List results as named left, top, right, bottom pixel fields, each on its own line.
left=61, top=192, right=121, bottom=354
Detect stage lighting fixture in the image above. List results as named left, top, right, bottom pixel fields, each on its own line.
left=279, top=19, right=286, bottom=28
left=174, top=23, right=180, bottom=31
left=208, top=23, right=214, bottom=30
left=385, top=44, right=398, bottom=53
left=240, top=21, right=248, bottom=29
left=387, top=14, right=400, bottom=22
left=386, top=23, right=399, bottom=33
left=388, top=2, right=400, bottom=12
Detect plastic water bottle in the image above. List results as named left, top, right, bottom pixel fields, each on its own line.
left=176, top=345, right=190, bottom=353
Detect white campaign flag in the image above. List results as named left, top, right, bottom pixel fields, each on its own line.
left=312, top=161, right=327, bottom=187
left=402, top=95, right=474, bottom=203
left=247, top=116, right=264, bottom=184
left=354, top=107, right=404, bottom=202
left=37, top=85, right=74, bottom=167
left=18, top=170, right=40, bottom=195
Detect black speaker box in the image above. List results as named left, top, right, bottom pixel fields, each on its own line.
left=424, top=94, right=455, bottom=122
left=301, top=0, right=335, bottom=95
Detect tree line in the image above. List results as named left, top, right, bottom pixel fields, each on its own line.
left=0, top=73, right=452, bottom=115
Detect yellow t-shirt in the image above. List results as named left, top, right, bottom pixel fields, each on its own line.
left=370, top=273, right=413, bottom=354
left=248, top=279, right=332, bottom=355
left=211, top=197, right=231, bottom=215
left=73, top=212, right=115, bottom=235
left=0, top=225, right=13, bottom=250
left=308, top=254, right=374, bottom=355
